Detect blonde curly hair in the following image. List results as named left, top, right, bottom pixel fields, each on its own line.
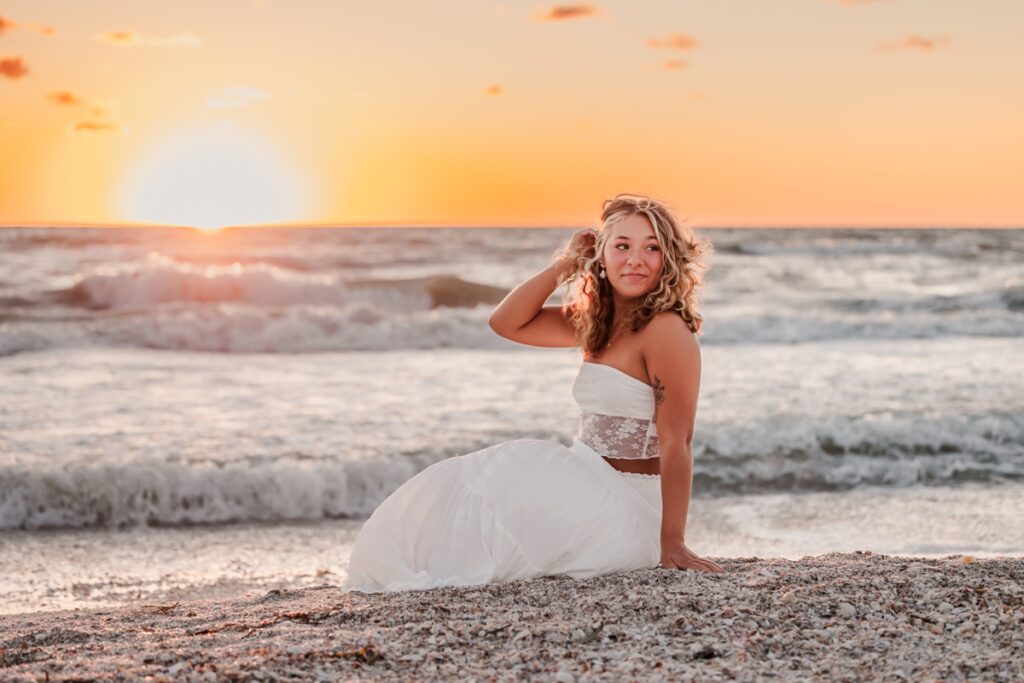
left=556, top=193, right=713, bottom=355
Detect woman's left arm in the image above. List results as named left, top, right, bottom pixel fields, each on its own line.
left=643, top=312, right=700, bottom=542
left=643, top=312, right=722, bottom=572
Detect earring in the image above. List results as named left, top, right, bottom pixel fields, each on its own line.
left=598, top=266, right=606, bottom=280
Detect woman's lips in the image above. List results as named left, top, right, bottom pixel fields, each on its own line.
left=622, top=273, right=646, bottom=280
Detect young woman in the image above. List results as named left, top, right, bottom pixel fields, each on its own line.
left=344, top=194, right=723, bottom=592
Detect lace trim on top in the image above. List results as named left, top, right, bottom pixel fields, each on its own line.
left=577, top=410, right=659, bottom=460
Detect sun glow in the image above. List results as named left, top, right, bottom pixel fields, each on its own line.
left=119, top=123, right=311, bottom=229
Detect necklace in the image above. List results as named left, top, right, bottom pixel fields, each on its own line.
left=606, top=314, right=630, bottom=348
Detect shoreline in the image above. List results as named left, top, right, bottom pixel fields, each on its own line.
left=1, top=552, right=1021, bottom=682
left=5, top=480, right=1023, bottom=617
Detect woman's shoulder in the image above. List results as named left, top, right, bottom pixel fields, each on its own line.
left=640, top=311, right=698, bottom=356
left=643, top=310, right=694, bottom=338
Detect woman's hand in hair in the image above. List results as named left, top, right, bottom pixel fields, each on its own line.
left=553, top=228, right=598, bottom=279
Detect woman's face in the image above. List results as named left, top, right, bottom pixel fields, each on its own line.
left=601, top=213, right=664, bottom=302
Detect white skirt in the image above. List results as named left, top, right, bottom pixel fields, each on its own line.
left=620, top=471, right=662, bottom=507
left=343, top=437, right=662, bottom=593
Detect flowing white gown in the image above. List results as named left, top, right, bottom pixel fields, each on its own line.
left=342, top=361, right=664, bottom=592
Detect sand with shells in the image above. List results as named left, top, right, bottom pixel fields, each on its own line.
left=1, top=552, right=1022, bottom=682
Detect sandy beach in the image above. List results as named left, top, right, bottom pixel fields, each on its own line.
left=1, top=552, right=1021, bottom=682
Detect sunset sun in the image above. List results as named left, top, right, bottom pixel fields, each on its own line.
left=119, top=123, right=311, bottom=229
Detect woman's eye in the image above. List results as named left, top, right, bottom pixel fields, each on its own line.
left=647, top=246, right=660, bottom=252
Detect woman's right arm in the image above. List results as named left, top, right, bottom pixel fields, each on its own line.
left=487, top=229, right=595, bottom=348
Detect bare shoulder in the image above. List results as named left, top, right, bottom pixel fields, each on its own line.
left=640, top=311, right=699, bottom=369
left=643, top=311, right=698, bottom=348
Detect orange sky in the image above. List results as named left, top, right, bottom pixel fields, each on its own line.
left=1, top=1, right=1021, bottom=228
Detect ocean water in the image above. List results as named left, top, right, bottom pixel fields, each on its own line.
left=1, top=226, right=1022, bottom=614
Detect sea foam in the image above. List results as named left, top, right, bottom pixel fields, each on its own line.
left=2, top=410, right=1020, bottom=530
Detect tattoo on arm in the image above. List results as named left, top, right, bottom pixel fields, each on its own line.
left=652, top=376, right=665, bottom=422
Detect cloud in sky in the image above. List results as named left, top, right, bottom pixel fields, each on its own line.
left=94, top=30, right=203, bottom=48
left=879, top=34, right=951, bottom=51
left=535, top=4, right=600, bottom=21
left=0, top=15, right=55, bottom=36
left=205, top=86, right=268, bottom=109
left=662, top=59, right=688, bottom=70
left=647, top=33, right=699, bottom=51
left=66, top=120, right=121, bottom=134
left=839, top=0, right=886, bottom=4
left=0, top=57, right=29, bottom=79
left=48, top=91, right=84, bottom=106
left=483, top=84, right=503, bottom=96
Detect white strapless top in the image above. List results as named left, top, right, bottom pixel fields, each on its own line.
left=571, top=361, right=659, bottom=460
